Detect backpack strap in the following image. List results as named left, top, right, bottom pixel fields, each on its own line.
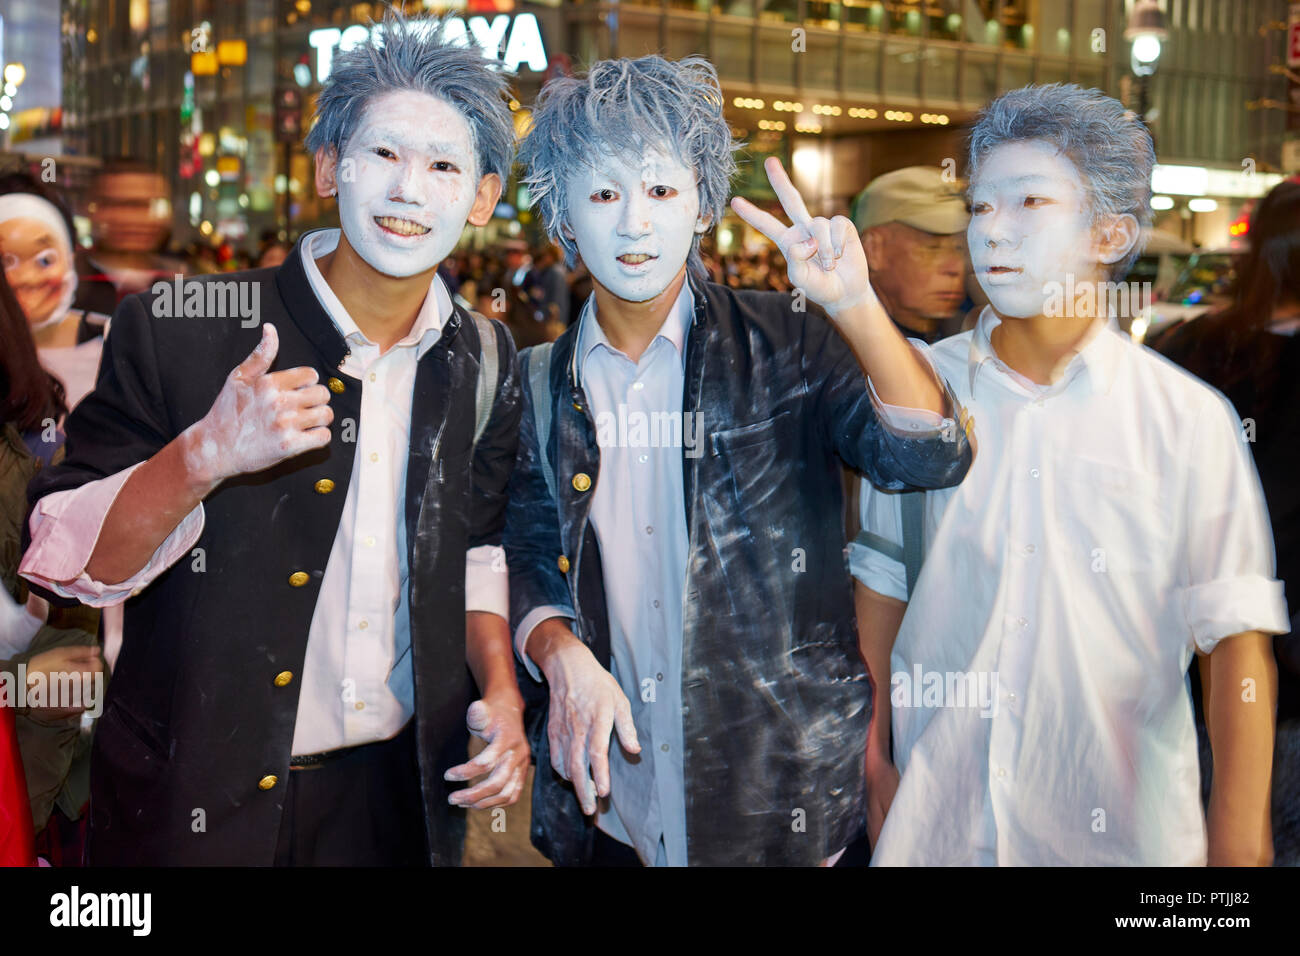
left=527, top=342, right=557, bottom=504
left=852, top=490, right=927, bottom=598
left=470, top=311, right=498, bottom=449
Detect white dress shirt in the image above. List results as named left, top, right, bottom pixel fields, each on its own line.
left=851, top=307, right=1290, bottom=866
left=20, top=227, right=507, bottom=754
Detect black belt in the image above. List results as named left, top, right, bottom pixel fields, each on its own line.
left=289, top=723, right=414, bottom=771
left=289, top=743, right=366, bottom=771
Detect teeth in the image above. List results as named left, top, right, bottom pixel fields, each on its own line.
left=375, top=216, right=430, bottom=237
left=620, top=254, right=651, bottom=264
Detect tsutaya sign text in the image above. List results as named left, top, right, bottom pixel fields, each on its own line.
left=309, top=13, right=547, bottom=83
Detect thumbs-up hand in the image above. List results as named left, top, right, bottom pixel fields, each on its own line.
left=183, top=323, right=334, bottom=485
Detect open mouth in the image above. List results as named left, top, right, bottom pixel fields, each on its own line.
left=374, top=215, right=431, bottom=237
left=617, top=253, right=656, bottom=266
left=985, top=265, right=1022, bottom=275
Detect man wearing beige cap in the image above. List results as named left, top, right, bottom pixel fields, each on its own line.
left=851, top=166, right=969, bottom=344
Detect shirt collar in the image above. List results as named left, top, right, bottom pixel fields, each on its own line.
left=571, top=278, right=695, bottom=387
left=968, top=305, right=1123, bottom=399
left=299, top=227, right=450, bottom=359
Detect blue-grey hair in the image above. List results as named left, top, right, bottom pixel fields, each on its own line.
left=519, top=55, right=739, bottom=277
left=967, top=83, right=1155, bottom=277
left=305, top=7, right=515, bottom=186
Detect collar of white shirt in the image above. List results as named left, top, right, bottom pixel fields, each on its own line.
left=967, top=304, right=1123, bottom=400
left=298, top=227, right=450, bottom=363
left=571, top=279, right=695, bottom=387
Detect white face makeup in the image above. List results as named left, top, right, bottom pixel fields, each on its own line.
left=967, top=139, right=1102, bottom=319
left=335, top=90, right=480, bottom=278
left=563, top=146, right=705, bottom=302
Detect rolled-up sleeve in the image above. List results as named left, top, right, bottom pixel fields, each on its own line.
left=1181, top=389, right=1289, bottom=653
left=847, top=478, right=910, bottom=603
left=20, top=462, right=204, bottom=606
left=465, top=544, right=509, bottom=620
left=802, top=309, right=972, bottom=492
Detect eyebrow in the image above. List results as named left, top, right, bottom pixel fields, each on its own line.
left=358, top=133, right=470, bottom=157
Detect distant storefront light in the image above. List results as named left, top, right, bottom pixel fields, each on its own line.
left=309, top=13, right=548, bottom=83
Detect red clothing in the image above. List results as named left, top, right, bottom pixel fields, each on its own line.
left=0, top=703, right=35, bottom=866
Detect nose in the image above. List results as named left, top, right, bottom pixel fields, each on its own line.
left=388, top=159, right=430, bottom=207
left=976, top=207, right=1016, bottom=252
left=616, top=191, right=652, bottom=240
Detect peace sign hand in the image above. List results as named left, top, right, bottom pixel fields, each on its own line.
left=730, top=157, right=876, bottom=319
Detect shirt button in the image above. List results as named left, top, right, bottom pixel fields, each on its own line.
left=1007, top=691, right=1017, bottom=702
left=1024, top=544, right=1035, bottom=554
left=652, top=599, right=661, bottom=609
left=645, top=525, right=654, bottom=535
left=638, top=454, right=648, bottom=464
left=365, top=535, right=376, bottom=547
left=660, top=743, right=670, bottom=753
left=997, top=767, right=1007, bottom=778
left=354, top=701, right=365, bottom=711
left=358, top=619, right=369, bottom=630
left=1029, top=468, right=1040, bottom=478
left=1016, top=617, right=1028, bottom=628
left=370, top=452, right=379, bottom=463
left=656, top=672, right=664, bottom=681
left=632, top=381, right=644, bottom=391
left=369, top=372, right=377, bottom=383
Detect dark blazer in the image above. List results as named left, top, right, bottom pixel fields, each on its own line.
left=25, top=237, right=521, bottom=865
left=504, top=273, right=972, bottom=866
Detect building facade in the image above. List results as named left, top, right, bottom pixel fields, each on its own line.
left=50, top=0, right=1294, bottom=252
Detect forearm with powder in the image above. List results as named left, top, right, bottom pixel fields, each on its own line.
left=82, top=430, right=220, bottom=586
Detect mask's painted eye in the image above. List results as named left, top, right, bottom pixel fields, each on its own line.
left=36, top=250, right=60, bottom=269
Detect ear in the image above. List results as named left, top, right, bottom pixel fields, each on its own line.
left=862, top=224, right=884, bottom=270
left=695, top=210, right=713, bottom=235
left=466, top=172, right=503, bottom=228
left=559, top=221, right=576, bottom=242
left=314, top=146, right=339, bottom=199
left=1095, top=212, right=1140, bottom=266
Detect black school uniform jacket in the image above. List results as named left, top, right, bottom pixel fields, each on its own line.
left=24, top=237, right=521, bottom=865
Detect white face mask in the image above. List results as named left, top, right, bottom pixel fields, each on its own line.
left=336, top=90, right=480, bottom=279
left=563, top=146, right=705, bottom=302
left=967, top=139, right=1101, bottom=319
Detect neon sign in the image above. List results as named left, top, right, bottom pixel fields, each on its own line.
left=308, top=13, right=547, bottom=83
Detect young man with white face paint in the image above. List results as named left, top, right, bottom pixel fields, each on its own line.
left=20, top=12, right=528, bottom=865
left=505, top=55, right=972, bottom=866
left=853, top=84, right=1288, bottom=865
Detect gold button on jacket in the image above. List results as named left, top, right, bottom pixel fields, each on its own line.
left=257, top=775, right=278, bottom=791
left=557, top=555, right=570, bottom=573
left=571, top=473, right=591, bottom=492
left=273, top=671, right=294, bottom=687
left=288, top=571, right=309, bottom=588
left=326, top=377, right=345, bottom=394
left=314, top=478, right=335, bottom=494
